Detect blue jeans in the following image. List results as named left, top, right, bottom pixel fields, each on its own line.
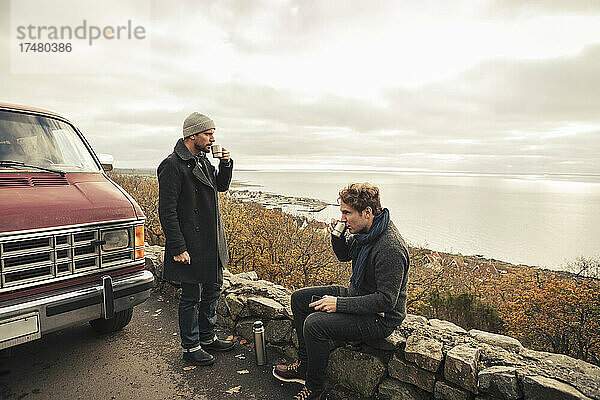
left=179, top=281, right=222, bottom=350
left=291, top=286, right=394, bottom=392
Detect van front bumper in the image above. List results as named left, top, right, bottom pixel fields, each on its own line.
left=0, top=269, right=154, bottom=350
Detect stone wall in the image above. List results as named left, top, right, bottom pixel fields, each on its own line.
left=145, top=245, right=600, bottom=400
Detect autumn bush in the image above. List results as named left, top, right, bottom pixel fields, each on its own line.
left=109, top=173, right=350, bottom=289
left=219, top=195, right=351, bottom=289
left=109, top=173, right=600, bottom=365
left=405, top=251, right=506, bottom=333
left=425, top=290, right=504, bottom=333
left=498, top=269, right=600, bottom=365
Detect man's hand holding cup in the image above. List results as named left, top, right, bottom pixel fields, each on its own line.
left=211, top=144, right=230, bottom=164
left=330, top=218, right=346, bottom=238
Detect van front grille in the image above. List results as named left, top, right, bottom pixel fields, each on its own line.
left=57, top=262, right=71, bottom=274
left=74, top=258, right=98, bottom=270
left=102, top=251, right=133, bottom=265
left=4, top=238, right=51, bottom=253
left=74, top=232, right=95, bottom=242
left=56, top=249, right=69, bottom=259
left=0, top=225, right=138, bottom=289
left=4, top=252, right=52, bottom=269
left=5, top=265, right=53, bottom=284
left=74, top=245, right=97, bottom=257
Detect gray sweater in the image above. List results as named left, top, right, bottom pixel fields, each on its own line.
left=333, top=221, right=410, bottom=328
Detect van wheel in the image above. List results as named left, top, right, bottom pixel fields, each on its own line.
left=89, top=308, right=133, bottom=333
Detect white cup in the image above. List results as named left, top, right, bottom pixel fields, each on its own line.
left=332, top=221, right=346, bottom=238
left=211, top=144, right=223, bottom=158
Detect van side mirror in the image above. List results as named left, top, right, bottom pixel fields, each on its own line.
left=98, top=153, right=114, bottom=172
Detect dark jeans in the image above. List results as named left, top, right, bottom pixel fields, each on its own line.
left=179, top=281, right=222, bottom=350
left=291, top=286, right=394, bottom=392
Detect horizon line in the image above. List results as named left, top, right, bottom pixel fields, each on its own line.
left=112, top=167, right=600, bottom=178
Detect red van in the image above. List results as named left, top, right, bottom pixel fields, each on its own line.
left=0, top=103, right=153, bottom=350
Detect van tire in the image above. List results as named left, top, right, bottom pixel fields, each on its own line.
left=89, top=307, right=134, bottom=333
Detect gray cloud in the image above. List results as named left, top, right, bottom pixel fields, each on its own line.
left=145, top=42, right=600, bottom=137
left=205, top=0, right=399, bottom=55
left=47, top=42, right=600, bottom=174
left=1, top=0, right=599, bottom=174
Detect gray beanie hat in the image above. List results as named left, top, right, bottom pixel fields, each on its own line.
left=183, top=112, right=216, bottom=138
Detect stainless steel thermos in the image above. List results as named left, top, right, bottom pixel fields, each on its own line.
left=253, top=320, right=267, bottom=365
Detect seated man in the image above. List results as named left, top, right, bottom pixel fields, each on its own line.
left=273, top=183, right=410, bottom=400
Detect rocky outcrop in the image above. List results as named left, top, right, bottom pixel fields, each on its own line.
left=389, top=355, right=437, bottom=393
left=444, top=344, right=480, bottom=394
left=478, top=366, right=522, bottom=399
left=327, top=347, right=386, bottom=398
left=145, top=246, right=600, bottom=400
left=404, top=335, right=444, bottom=372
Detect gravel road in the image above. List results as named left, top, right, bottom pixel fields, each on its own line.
left=0, top=290, right=326, bottom=400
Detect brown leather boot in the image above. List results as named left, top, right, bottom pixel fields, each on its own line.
left=272, top=360, right=307, bottom=385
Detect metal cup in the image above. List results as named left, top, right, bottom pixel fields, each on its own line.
left=211, top=144, right=223, bottom=158
left=332, top=221, right=346, bottom=238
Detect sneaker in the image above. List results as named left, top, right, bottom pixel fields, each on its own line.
left=293, top=386, right=325, bottom=400
left=202, top=338, right=235, bottom=352
left=182, top=348, right=215, bottom=366
left=273, top=360, right=306, bottom=385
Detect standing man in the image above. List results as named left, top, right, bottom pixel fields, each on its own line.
left=273, top=183, right=410, bottom=400
left=158, top=112, right=235, bottom=366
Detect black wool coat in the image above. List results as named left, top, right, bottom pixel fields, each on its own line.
left=157, top=138, right=233, bottom=283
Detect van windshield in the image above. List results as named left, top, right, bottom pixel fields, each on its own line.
left=0, top=110, right=100, bottom=173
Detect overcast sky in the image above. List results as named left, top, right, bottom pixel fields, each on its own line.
left=1, top=0, right=600, bottom=173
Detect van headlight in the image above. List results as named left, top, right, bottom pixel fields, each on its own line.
left=102, top=229, right=130, bottom=251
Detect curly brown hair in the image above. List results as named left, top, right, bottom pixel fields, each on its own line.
left=338, top=183, right=383, bottom=215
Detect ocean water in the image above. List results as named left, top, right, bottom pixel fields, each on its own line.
left=232, top=170, right=600, bottom=270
